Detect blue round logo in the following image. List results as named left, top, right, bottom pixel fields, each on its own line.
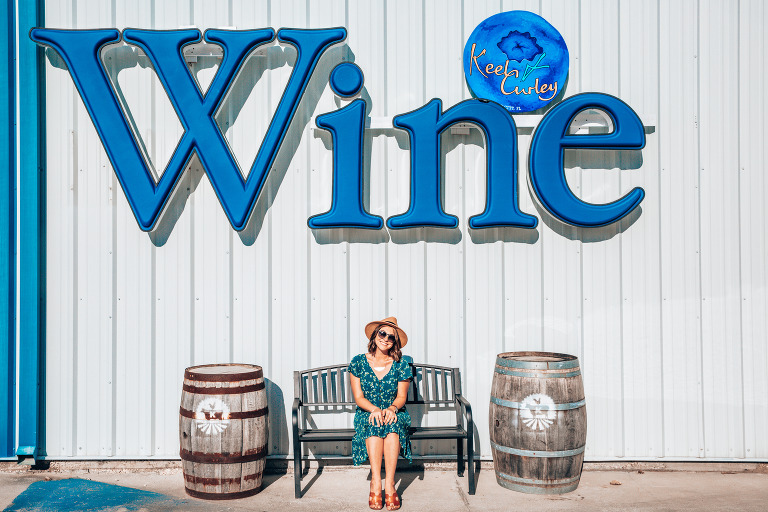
left=463, top=11, right=569, bottom=113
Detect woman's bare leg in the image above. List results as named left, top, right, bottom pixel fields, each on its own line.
left=383, top=433, right=400, bottom=494
left=366, top=436, right=385, bottom=493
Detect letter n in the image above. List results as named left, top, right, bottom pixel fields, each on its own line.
left=387, top=98, right=537, bottom=229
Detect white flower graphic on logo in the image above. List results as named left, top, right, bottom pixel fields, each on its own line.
left=520, top=393, right=556, bottom=431
left=195, top=397, right=230, bottom=434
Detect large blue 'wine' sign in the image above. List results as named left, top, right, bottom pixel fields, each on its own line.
left=31, top=17, right=644, bottom=234
left=464, top=11, right=569, bottom=113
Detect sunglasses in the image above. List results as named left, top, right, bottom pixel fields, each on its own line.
left=376, top=329, right=397, bottom=344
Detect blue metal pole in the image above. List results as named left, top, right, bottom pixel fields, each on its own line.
left=0, top=0, right=17, bottom=460
left=17, top=0, right=45, bottom=461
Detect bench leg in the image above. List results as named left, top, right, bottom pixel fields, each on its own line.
left=467, top=432, right=475, bottom=495
left=293, top=433, right=302, bottom=498
left=457, top=437, right=464, bottom=477
left=294, top=446, right=302, bottom=498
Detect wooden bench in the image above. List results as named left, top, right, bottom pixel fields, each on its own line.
left=292, top=363, right=475, bottom=498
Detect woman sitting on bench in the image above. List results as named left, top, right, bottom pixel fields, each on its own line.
left=348, top=317, right=412, bottom=510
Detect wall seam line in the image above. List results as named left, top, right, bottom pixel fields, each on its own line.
left=656, top=0, right=665, bottom=458
left=695, top=0, right=706, bottom=457
left=618, top=0, right=626, bottom=460
left=735, top=0, right=746, bottom=459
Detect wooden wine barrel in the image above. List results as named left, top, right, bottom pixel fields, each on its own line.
left=179, top=364, right=268, bottom=500
left=489, top=352, right=586, bottom=494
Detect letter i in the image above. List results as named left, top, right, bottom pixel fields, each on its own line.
left=308, top=63, right=383, bottom=229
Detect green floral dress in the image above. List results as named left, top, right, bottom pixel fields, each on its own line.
left=348, top=354, right=413, bottom=465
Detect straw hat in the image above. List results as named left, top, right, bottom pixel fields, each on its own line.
left=364, top=317, right=408, bottom=348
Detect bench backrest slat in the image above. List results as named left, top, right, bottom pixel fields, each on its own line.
left=412, top=366, right=424, bottom=402
left=425, top=367, right=431, bottom=401
left=407, top=370, right=415, bottom=401
left=321, top=369, right=329, bottom=403
left=334, top=369, right=341, bottom=402
left=441, top=369, right=449, bottom=401
left=310, top=370, right=317, bottom=404
left=295, top=363, right=459, bottom=406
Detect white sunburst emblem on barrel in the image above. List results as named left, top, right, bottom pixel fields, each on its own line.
left=195, top=397, right=231, bottom=434
left=520, top=393, right=556, bottom=431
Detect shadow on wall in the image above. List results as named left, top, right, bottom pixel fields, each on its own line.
left=235, top=43, right=349, bottom=246
left=310, top=55, right=392, bottom=246
left=45, top=40, right=349, bottom=247
left=310, top=107, right=546, bottom=246
left=265, top=378, right=290, bottom=458
left=46, top=44, right=645, bottom=247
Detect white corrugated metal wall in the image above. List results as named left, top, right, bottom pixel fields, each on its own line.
left=41, top=0, right=768, bottom=461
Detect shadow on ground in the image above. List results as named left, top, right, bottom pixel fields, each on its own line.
left=3, top=478, right=208, bottom=512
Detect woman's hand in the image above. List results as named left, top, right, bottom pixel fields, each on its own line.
left=383, top=406, right=397, bottom=425
left=369, top=408, right=384, bottom=427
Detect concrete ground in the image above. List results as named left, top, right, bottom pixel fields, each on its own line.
left=1, top=461, right=767, bottom=511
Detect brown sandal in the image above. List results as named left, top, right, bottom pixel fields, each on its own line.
left=384, top=491, right=401, bottom=510
left=369, top=491, right=383, bottom=510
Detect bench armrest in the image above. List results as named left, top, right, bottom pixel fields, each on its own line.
left=455, top=394, right=473, bottom=428
left=292, top=398, right=302, bottom=431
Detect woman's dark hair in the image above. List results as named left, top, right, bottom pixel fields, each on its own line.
left=367, top=325, right=402, bottom=362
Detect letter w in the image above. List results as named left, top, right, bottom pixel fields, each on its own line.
left=30, top=28, right=346, bottom=231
